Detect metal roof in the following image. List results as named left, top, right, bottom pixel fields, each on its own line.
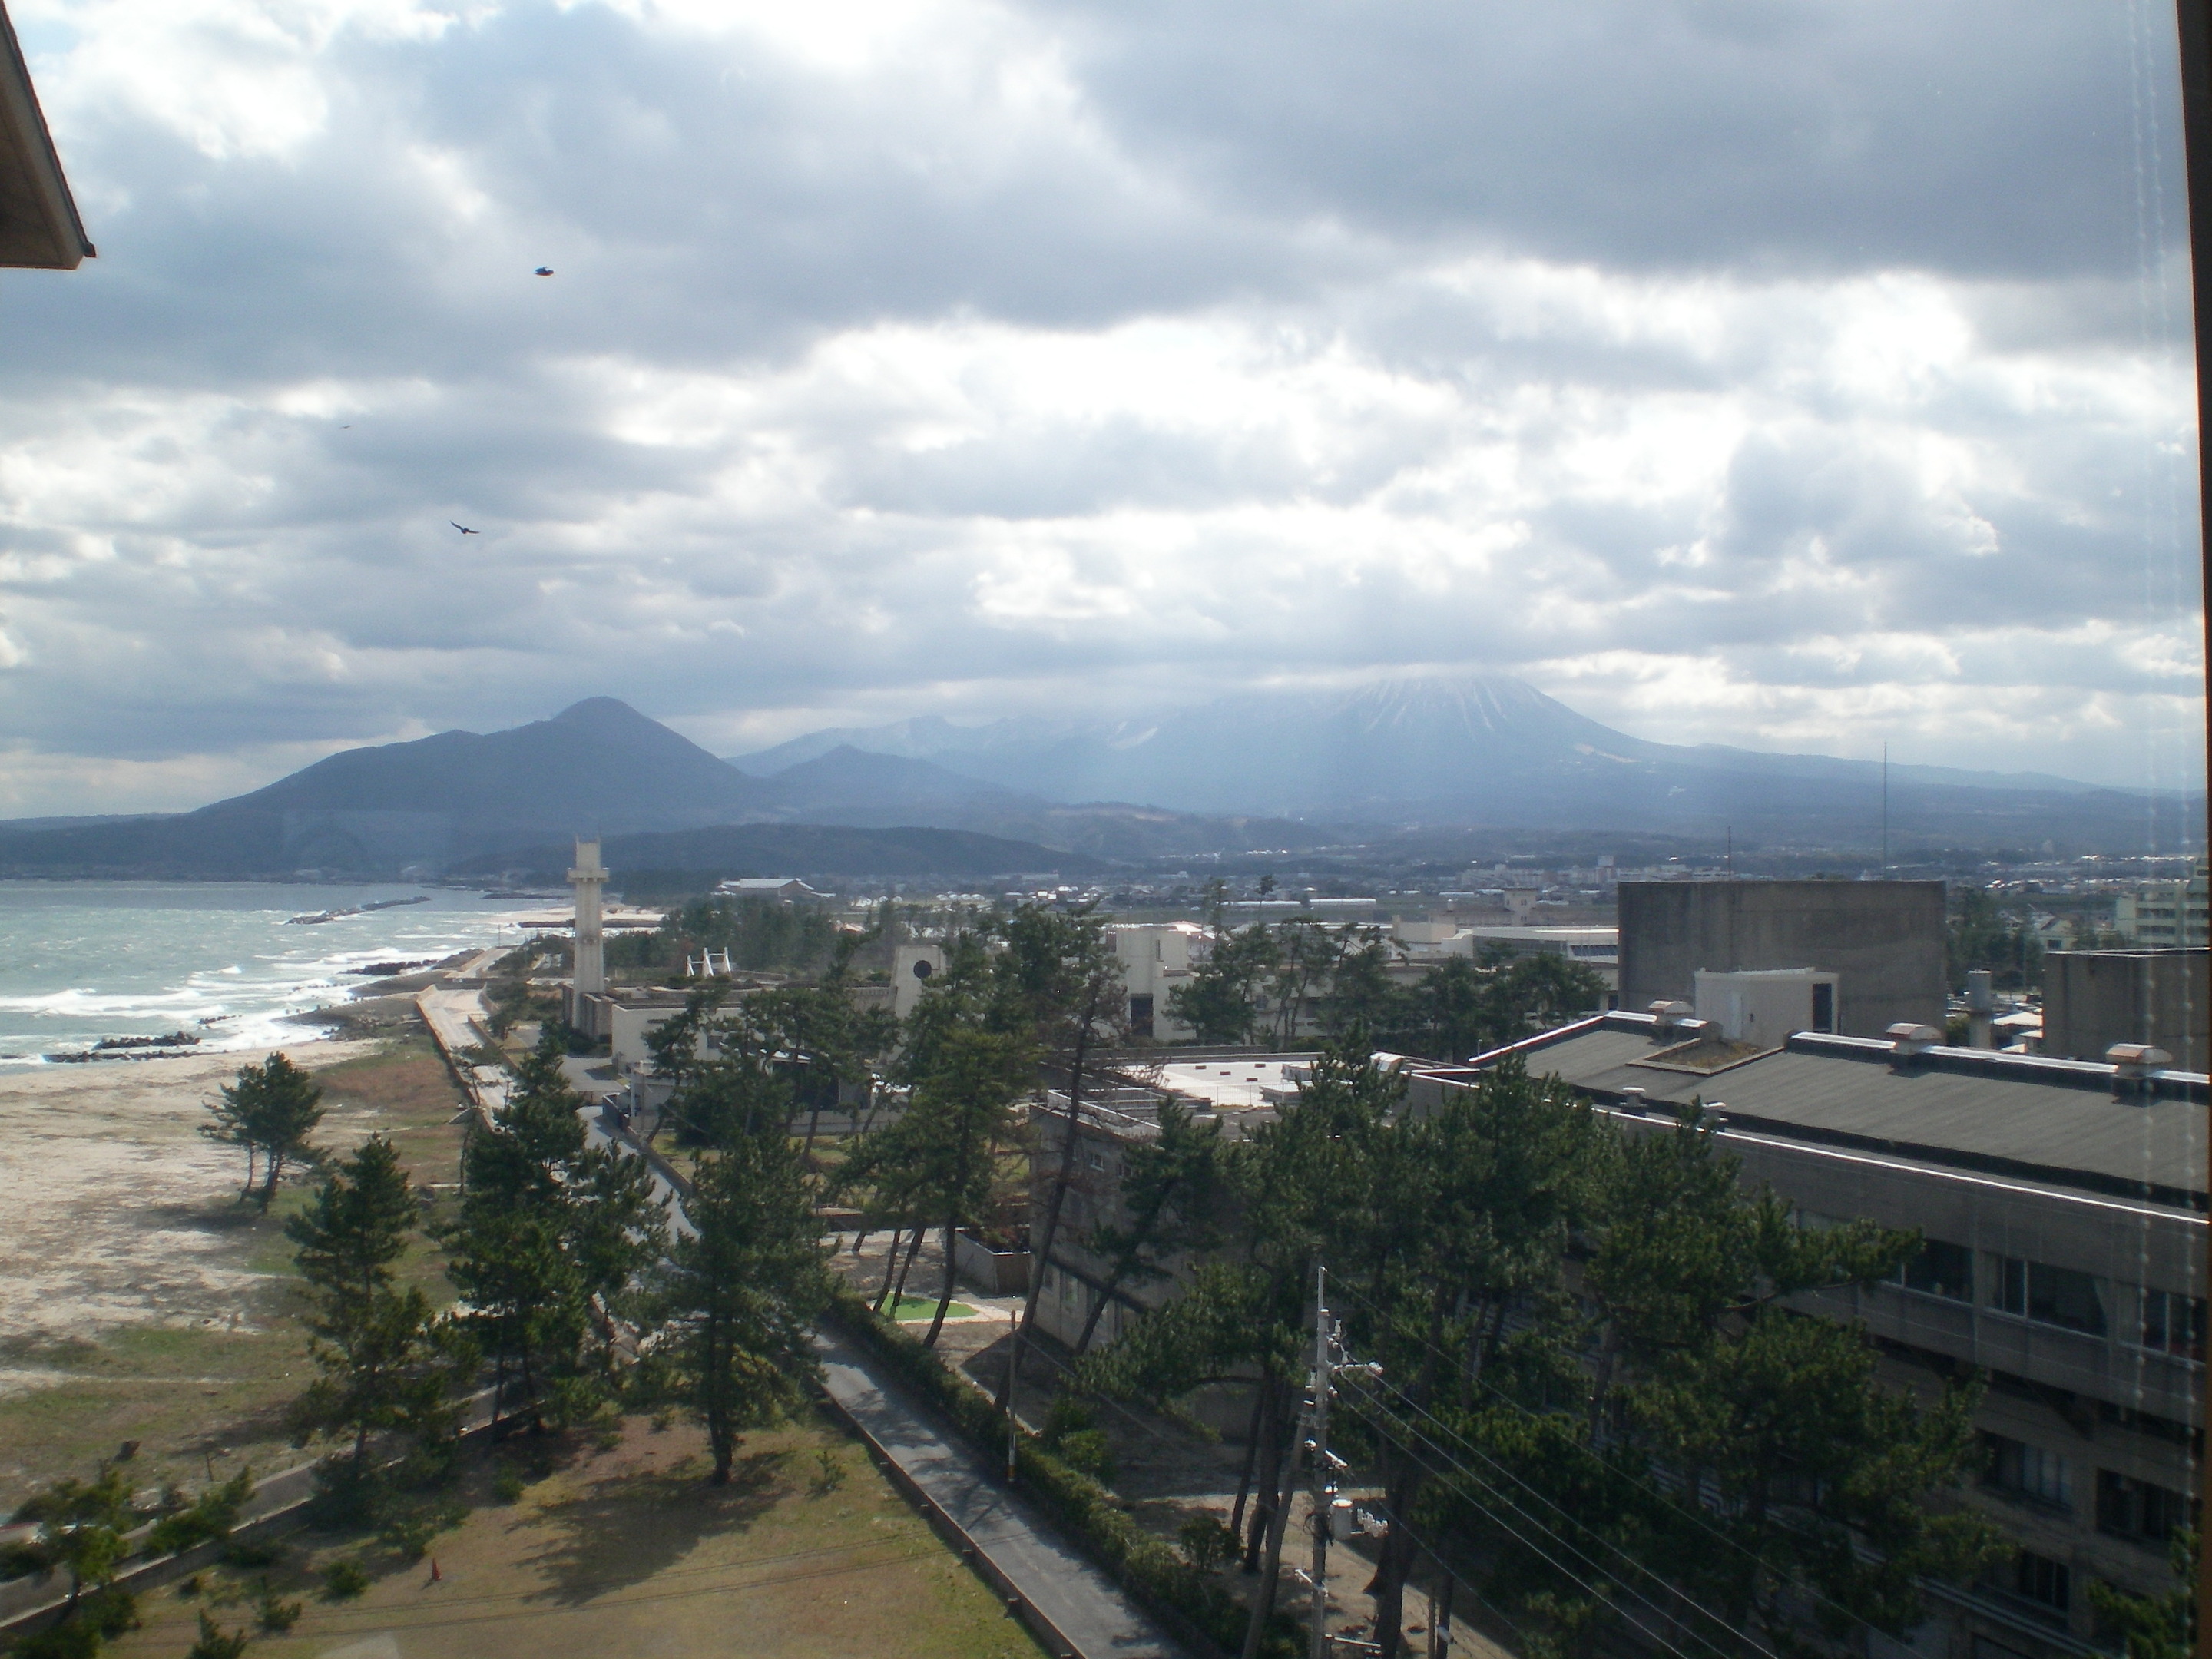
left=1475, top=1013, right=2207, bottom=1211
left=0, top=0, right=90, bottom=268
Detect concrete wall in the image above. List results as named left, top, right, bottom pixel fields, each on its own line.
left=2043, top=949, right=2209, bottom=1071
left=1619, top=879, right=1945, bottom=1039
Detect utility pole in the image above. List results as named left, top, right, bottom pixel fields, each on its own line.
left=1283, top=1262, right=1383, bottom=1659
left=1308, top=1263, right=1333, bottom=1659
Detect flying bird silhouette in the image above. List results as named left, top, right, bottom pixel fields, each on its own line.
left=534, top=267, right=554, bottom=276
left=451, top=522, right=480, bottom=535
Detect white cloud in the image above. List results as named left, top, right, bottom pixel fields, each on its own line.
left=0, top=0, right=2198, bottom=816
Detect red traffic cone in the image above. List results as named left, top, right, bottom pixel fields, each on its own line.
left=429, top=1558, right=442, bottom=1582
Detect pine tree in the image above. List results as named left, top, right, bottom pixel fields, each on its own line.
left=441, top=1026, right=660, bottom=1432
left=286, top=1138, right=473, bottom=1479
left=211, top=1053, right=326, bottom=1212
left=651, top=1127, right=826, bottom=1484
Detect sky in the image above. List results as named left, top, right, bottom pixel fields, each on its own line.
left=0, top=0, right=2203, bottom=815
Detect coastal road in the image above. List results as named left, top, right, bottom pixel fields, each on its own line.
left=814, top=1321, right=1188, bottom=1659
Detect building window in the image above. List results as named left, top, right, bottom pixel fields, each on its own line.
left=1995, top=1257, right=2108, bottom=1336
left=1898, top=1238, right=1974, bottom=1301
left=2136, top=1290, right=2206, bottom=1362
left=2096, top=1470, right=2197, bottom=1547
left=2011, top=1551, right=2071, bottom=1616
left=1982, top=1434, right=2071, bottom=1510
left=1128, top=993, right=1155, bottom=1038
left=1811, top=982, right=1834, bottom=1032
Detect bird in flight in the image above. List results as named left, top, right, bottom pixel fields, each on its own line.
left=534, top=267, right=554, bottom=276
left=451, top=522, right=480, bottom=535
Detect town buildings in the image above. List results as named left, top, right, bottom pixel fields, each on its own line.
left=1026, top=1006, right=2204, bottom=1659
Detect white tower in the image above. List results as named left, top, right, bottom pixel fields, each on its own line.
left=568, top=837, right=607, bottom=998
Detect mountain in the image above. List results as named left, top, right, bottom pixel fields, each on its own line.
left=459, top=823, right=1105, bottom=884
left=0, top=699, right=771, bottom=877
left=732, top=675, right=2199, bottom=853
left=753, top=747, right=1034, bottom=816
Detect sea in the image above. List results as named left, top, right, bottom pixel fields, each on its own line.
left=0, top=881, right=543, bottom=1071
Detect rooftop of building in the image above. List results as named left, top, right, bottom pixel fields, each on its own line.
left=0, top=2, right=91, bottom=270
left=1473, top=1011, right=2208, bottom=1213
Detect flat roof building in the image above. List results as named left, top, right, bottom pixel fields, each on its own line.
left=1472, top=1011, right=2207, bottom=1657
left=1619, top=878, right=1945, bottom=1039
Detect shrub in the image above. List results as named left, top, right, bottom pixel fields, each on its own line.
left=377, top=1497, right=462, bottom=1564
left=253, top=1579, right=303, bottom=1633
left=321, top=1560, right=371, bottom=1601
left=823, top=1286, right=1276, bottom=1657
left=492, top=1465, right=528, bottom=1504
left=184, top=1610, right=252, bottom=1659
left=1177, top=1512, right=1239, bottom=1573
left=147, top=1469, right=255, bottom=1558
left=219, top=1540, right=281, bottom=1570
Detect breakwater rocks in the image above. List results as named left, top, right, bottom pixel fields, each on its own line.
left=286, top=895, right=432, bottom=926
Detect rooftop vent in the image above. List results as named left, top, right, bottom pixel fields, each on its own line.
left=2107, top=1043, right=2173, bottom=1098
left=1618, top=1086, right=1648, bottom=1114
left=1649, top=999, right=1694, bottom=1039
left=1886, top=1022, right=1942, bottom=1062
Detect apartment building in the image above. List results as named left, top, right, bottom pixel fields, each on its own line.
left=2113, top=864, right=2209, bottom=950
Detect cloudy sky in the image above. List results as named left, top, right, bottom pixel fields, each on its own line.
left=0, top=0, right=2201, bottom=814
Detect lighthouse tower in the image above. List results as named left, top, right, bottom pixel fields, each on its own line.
left=568, top=837, right=607, bottom=1000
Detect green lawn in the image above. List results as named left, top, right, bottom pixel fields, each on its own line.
left=104, top=1412, right=1047, bottom=1659
left=883, top=1296, right=976, bottom=1322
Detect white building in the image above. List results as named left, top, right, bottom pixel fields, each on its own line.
left=714, top=877, right=822, bottom=902
left=2114, top=862, right=2208, bottom=948
left=1108, top=922, right=1210, bottom=1041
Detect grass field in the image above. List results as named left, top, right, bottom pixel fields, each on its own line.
left=103, top=1412, right=1048, bottom=1659
left=883, top=1295, right=975, bottom=1322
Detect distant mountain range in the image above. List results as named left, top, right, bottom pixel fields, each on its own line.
left=0, top=679, right=2193, bottom=880
left=733, top=677, right=2198, bottom=852
left=458, top=823, right=1108, bottom=886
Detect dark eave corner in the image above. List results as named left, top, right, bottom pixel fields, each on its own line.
left=0, top=0, right=90, bottom=270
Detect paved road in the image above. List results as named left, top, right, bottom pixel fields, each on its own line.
left=577, top=1110, right=1182, bottom=1655
left=815, top=1322, right=1189, bottom=1659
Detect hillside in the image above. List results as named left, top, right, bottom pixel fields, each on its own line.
left=457, top=823, right=1105, bottom=883
left=0, top=699, right=770, bottom=877
left=733, top=675, right=2197, bottom=853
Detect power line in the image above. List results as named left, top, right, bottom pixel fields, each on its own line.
left=1343, top=1392, right=1732, bottom=1659
left=1326, top=1277, right=1888, bottom=1646
left=1336, top=1375, right=1755, bottom=1659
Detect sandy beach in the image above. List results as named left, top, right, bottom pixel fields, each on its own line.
left=0, top=1040, right=387, bottom=1360
left=0, top=1022, right=475, bottom=1504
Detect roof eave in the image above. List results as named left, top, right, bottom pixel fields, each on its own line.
left=0, top=0, right=91, bottom=270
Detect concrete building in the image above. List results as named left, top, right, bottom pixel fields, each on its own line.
left=1692, top=965, right=1839, bottom=1043
left=892, top=940, right=948, bottom=1020
left=558, top=836, right=608, bottom=1033
left=1108, top=921, right=1209, bottom=1041
left=714, top=877, right=823, bottom=901
left=2043, top=949, right=2209, bottom=1073
left=1619, top=879, right=1945, bottom=1040
left=0, top=2, right=91, bottom=271
left=1475, top=1012, right=2206, bottom=1659
left=2113, top=863, right=2208, bottom=949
